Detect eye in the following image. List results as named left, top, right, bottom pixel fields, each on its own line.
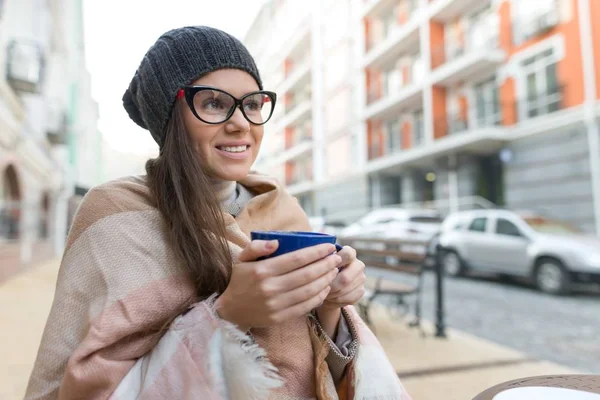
left=202, top=99, right=226, bottom=111
left=244, top=100, right=261, bottom=112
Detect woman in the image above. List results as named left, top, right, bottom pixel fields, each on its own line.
left=25, top=26, right=411, bottom=400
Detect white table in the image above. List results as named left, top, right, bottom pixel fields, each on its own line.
left=494, top=387, right=600, bottom=399
left=474, top=375, right=600, bottom=399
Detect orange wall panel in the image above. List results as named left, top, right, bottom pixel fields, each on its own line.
left=364, top=17, right=371, bottom=52
left=284, top=59, right=294, bottom=78
left=285, top=162, right=294, bottom=184
left=285, top=127, right=295, bottom=149
left=284, top=93, right=294, bottom=107
left=432, top=86, right=447, bottom=139
left=591, top=0, right=600, bottom=98
left=458, top=95, right=468, bottom=121
left=558, top=0, right=585, bottom=108
left=398, top=1, right=409, bottom=24
left=500, top=77, right=517, bottom=126
left=498, top=1, right=512, bottom=53
left=430, top=22, right=445, bottom=69
left=401, top=121, right=412, bottom=149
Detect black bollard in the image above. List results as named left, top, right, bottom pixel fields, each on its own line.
left=435, top=244, right=447, bottom=338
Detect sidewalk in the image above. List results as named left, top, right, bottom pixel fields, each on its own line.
left=0, top=260, right=579, bottom=400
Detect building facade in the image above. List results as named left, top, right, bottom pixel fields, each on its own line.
left=246, top=0, right=600, bottom=234
left=0, top=0, right=100, bottom=278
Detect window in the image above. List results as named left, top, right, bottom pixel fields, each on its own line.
left=409, top=216, right=443, bottom=224
left=412, top=54, right=424, bottom=84
left=383, top=66, right=402, bottom=96
left=522, top=48, right=561, bottom=118
left=496, top=219, right=522, bottom=236
left=468, top=217, right=487, bottom=232
left=385, top=119, right=401, bottom=153
left=474, top=77, right=501, bottom=127
left=412, top=109, right=424, bottom=146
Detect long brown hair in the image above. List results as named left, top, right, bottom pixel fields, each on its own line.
left=146, top=104, right=232, bottom=300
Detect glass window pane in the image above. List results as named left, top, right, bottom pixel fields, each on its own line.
left=468, top=217, right=488, bottom=232
left=492, top=86, right=500, bottom=123
left=496, top=219, right=522, bottom=236
left=546, top=63, right=558, bottom=93
left=526, top=73, right=537, bottom=100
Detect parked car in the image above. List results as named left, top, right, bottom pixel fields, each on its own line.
left=340, top=208, right=442, bottom=250
left=437, top=209, right=600, bottom=294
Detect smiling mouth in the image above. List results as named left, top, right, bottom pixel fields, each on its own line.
left=216, top=145, right=249, bottom=153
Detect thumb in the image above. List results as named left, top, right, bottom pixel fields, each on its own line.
left=238, top=240, right=279, bottom=262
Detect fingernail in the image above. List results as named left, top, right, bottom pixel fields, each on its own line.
left=265, top=240, right=278, bottom=250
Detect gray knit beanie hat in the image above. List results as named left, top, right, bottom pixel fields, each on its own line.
left=123, top=26, right=263, bottom=147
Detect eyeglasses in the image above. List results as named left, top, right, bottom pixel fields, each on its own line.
left=180, top=86, right=277, bottom=125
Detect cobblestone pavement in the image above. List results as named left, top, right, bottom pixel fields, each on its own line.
left=367, top=268, right=600, bottom=373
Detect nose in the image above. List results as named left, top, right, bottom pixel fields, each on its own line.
left=225, top=106, right=250, bottom=132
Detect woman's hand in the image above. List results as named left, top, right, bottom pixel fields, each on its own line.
left=318, top=246, right=366, bottom=312
left=215, top=240, right=341, bottom=331
left=314, top=246, right=366, bottom=339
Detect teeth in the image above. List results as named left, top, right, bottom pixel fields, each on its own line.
left=220, top=145, right=247, bottom=153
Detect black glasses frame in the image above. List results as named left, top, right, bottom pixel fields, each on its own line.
left=182, top=85, right=277, bottom=126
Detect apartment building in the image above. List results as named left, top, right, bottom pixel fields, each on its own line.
left=0, top=0, right=100, bottom=276
left=247, top=0, right=600, bottom=234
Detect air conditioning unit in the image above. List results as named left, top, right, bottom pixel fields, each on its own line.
left=6, top=40, right=45, bottom=94
left=535, top=10, right=559, bottom=34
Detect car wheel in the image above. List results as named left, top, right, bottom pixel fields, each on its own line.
left=534, top=258, right=571, bottom=295
left=442, top=250, right=464, bottom=277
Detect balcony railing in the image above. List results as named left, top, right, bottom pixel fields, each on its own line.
left=522, top=84, right=564, bottom=119
left=365, top=6, right=419, bottom=52
left=431, top=34, right=499, bottom=69
left=433, top=85, right=565, bottom=137
left=368, top=143, right=384, bottom=160
left=6, top=40, right=45, bottom=94
left=285, top=129, right=312, bottom=150
left=513, top=7, right=559, bottom=45
left=367, top=77, right=415, bottom=105
left=285, top=94, right=311, bottom=113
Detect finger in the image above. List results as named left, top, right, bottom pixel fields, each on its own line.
left=273, top=286, right=331, bottom=323
left=270, top=267, right=339, bottom=309
left=273, top=252, right=341, bottom=292
left=266, top=243, right=337, bottom=276
left=336, top=246, right=357, bottom=267
left=239, top=240, right=279, bottom=262
left=329, top=260, right=365, bottom=294
left=334, top=286, right=366, bottom=305
left=328, top=273, right=365, bottom=300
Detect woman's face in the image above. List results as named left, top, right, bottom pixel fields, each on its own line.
left=180, top=69, right=265, bottom=181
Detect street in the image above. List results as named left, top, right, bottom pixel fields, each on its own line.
left=367, top=268, right=600, bottom=374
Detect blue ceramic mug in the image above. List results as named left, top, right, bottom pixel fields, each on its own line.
left=250, top=230, right=343, bottom=259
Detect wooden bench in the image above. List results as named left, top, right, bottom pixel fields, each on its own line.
left=338, top=236, right=428, bottom=333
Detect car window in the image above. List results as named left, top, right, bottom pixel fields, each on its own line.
left=496, top=218, right=522, bottom=237
left=468, top=217, right=487, bottom=232
left=409, top=216, right=443, bottom=223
